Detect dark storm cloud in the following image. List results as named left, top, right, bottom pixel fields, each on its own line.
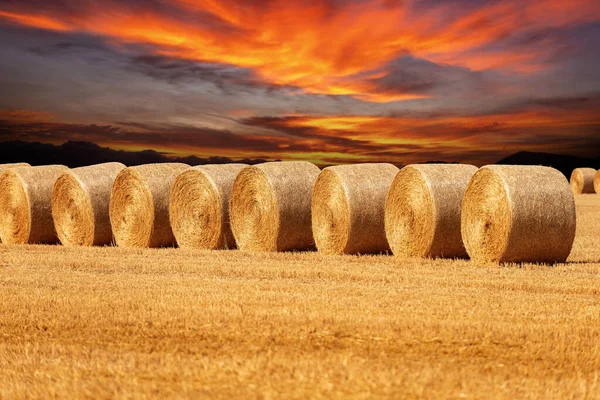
left=350, top=55, right=485, bottom=96
left=128, top=55, right=292, bottom=94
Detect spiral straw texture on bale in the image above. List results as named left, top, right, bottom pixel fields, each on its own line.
left=230, top=161, right=320, bottom=252
left=312, top=163, right=399, bottom=255
left=461, top=165, right=576, bottom=264
left=570, top=167, right=596, bottom=194
left=110, top=163, right=189, bottom=248
left=595, top=170, right=600, bottom=194
left=0, top=165, right=68, bottom=244
left=385, top=164, right=477, bottom=259
left=170, top=164, right=247, bottom=250
left=52, top=162, right=125, bottom=246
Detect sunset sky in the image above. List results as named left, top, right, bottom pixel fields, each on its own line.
left=0, top=0, right=599, bottom=165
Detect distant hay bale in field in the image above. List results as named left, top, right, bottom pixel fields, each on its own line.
left=0, top=163, right=30, bottom=173
left=385, top=164, right=477, bottom=259
left=170, top=164, right=247, bottom=250
left=110, top=163, right=189, bottom=248
left=312, top=163, right=399, bottom=255
left=595, top=170, right=600, bottom=194
left=52, top=162, right=125, bottom=246
left=461, top=165, right=576, bottom=264
left=230, top=161, right=320, bottom=252
left=570, top=168, right=596, bottom=194
left=0, top=165, right=68, bottom=244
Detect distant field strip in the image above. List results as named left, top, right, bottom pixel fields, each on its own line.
left=0, top=194, right=599, bottom=398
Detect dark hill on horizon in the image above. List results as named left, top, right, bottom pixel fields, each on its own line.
left=497, top=151, right=600, bottom=177
left=0, top=141, right=598, bottom=177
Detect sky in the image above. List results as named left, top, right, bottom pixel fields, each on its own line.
left=0, top=0, right=599, bottom=166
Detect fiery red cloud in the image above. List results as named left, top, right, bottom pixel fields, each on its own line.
left=0, top=0, right=599, bottom=164
left=1, top=0, right=599, bottom=102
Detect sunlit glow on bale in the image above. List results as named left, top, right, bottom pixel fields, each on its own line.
left=110, top=163, right=189, bottom=248
left=0, top=165, right=68, bottom=244
left=461, top=165, right=576, bottom=264
left=570, top=168, right=596, bottom=194
left=385, top=164, right=477, bottom=259
left=312, top=163, right=399, bottom=255
left=52, top=162, right=125, bottom=246
left=230, top=161, right=320, bottom=252
left=170, top=164, right=247, bottom=250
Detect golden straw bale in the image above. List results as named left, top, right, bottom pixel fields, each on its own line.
left=0, top=163, right=30, bottom=172
left=385, top=164, right=477, bottom=258
left=230, top=161, right=320, bottom=252
left=461, top=165, right=576, bottom=264
left=570, top=167, right=596, bottom=194
left=52, top=162, right=125, bottom=246
left=595, top=170, right=600, bottom=194
left=0, top=165, right=68, bottom=244
left=110, top=163, right=189, bottom=248
left=170, top=164, right=247, bottom=249
left=312, top=163, right=399, bottom=255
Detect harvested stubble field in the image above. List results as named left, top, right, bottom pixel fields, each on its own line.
left=1, top=195, right=599, bottom=399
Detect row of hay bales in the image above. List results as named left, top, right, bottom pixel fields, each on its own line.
left=0, top=161, right=595, bottom=263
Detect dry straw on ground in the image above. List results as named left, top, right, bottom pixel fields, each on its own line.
left=461, top=165, right=576, bottom=263
left=385, top=164, right=477, bottom=258
left=230, top=161, right=320, bottom=252
left=595, top=170, right=600, bottom=194
left=0, top=165, right=68, bottom=244
left=110, top=163, right=189, bottom=248
left=170, top=164, right=247, bottom=249
left=570, top=167, right=596, bottom=194
left=52, top=162, right=125, bottom=246
left=312, top=163, right=398, bottom=255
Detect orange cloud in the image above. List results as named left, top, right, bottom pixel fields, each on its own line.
left=1, top=0, right=599, bottom=102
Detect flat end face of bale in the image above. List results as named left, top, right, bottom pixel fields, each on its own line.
left=230, top=166, right=279, bottom=252
left=170, top=170, right=223, bottom=250
left=595, top=170, right=600, bottom=194
left=385, top=166, right=435, bottom=257
left=52, top=173, right=95, bottom=246
left=110, top=168, right=154, bottom=248
left=0, top=170, right=31, bottom=244
left=461, top=168, right=511, bottom=263
left=570, top=169, right=584, bottom=194
left=312, top=169, right=350, bottom=255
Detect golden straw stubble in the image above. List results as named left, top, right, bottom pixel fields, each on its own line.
left=110, top=163, right=189, bottom=248
left=0, top=165, right=68, bottom=244
left=52, top=162, right=125, bottom=246
left=312, top=163, right=399, bottom=255
left=570, top=167, right=596, bottom=194
left=385, top=164, right=477, bottom=258
left=170, top=164, right=247, bottom=249
left=230, top=161, right=320, bottom=252
left=461, top=165, right=576, bottom=264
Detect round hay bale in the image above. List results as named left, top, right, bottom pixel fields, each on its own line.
left=461, top=165, right=576, bottom=264
left=0, top=165, right=68, bottom=244
left=0, top=163, right=30, bottom=172
left=385, top=164, right=477, bottom=258
left=110, top=163, right=189, bottom=248
left=570, top=167, right=596, bottom=194
left=312, top=163, right=399, bottom=255
left=595, top=170, right=600, bottom=194
left=170, top=164, right=247, bottom=249
left=230, top=161, right=320, bottom=252
left=52, top=162, right=125, bottom=246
